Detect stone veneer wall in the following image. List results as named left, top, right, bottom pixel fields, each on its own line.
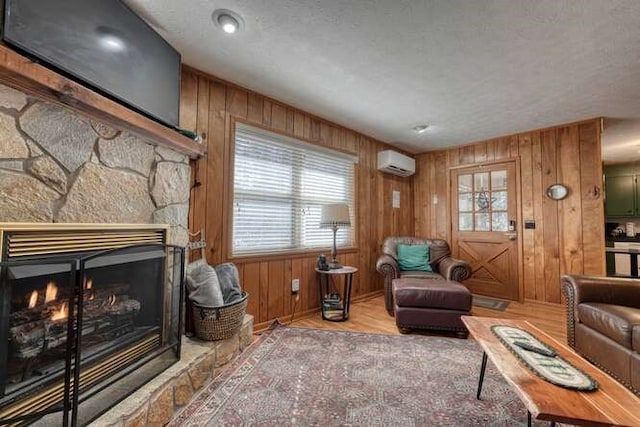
left=0, top=83, right=190, bottom=246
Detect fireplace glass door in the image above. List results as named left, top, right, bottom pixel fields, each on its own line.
left=0, top=244, right=184, bottom=426
left=0, top=259, right=77, bottom=422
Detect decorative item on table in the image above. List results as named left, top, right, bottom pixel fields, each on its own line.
left=323, top=292, right=342, bottom=310
left=317, top=254, right=330, bottom=271
left=491, top=325, right=598, bottom=391
left=319, top=203, right=351, bottom=269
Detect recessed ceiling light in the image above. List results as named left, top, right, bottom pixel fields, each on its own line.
left=412, top=125, right=430, bottom=134
left=212, top=9, right=244, bottom=34
left=219, top=15, right=238, bottom=33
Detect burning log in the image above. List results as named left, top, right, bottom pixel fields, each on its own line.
left=84, top=284, right=131, bottom=300
left=9, top=283, right=132, bottom=327
left=10, top=301, right=60, bottom=325
left=9, top=295, right=141, bottom=360
left=9, top=317, right=69, bottom=359
left=105, top=298, right=141, bottom=315
left=9, top=280, right=139, bottom=360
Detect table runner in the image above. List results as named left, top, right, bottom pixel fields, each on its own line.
left=491, top=325, right=598, bottom=391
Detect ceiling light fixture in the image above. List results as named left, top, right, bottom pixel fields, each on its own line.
left=219, top=14, right=238, bottom=33
left=412, top=125, right=430, bottom=134
left=212, top=9, right=244, bottom=34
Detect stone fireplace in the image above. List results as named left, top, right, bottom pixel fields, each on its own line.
left=0, top=224, right=184, bottom=425
left=0, top=80, right=193, bottom=425
left=0, top=83, right=191, bottom=246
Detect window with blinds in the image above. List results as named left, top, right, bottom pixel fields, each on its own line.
left=232, top=123, right=356, bottom=255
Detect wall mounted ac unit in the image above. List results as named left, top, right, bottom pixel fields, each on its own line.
left=377, top=150, right=416, bottom=177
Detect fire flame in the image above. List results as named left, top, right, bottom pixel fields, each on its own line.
left=85, top=279, right=95, bottom=300
left=28, top=290, right=38, bottom=309
left=28, top=282, right=59, bottom=308
left=51, top=302, right=68, bottom=321
left=45, top=282, right=58, bottom=303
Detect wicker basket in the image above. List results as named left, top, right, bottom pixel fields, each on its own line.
left=192, top=292, right=249, bottom=341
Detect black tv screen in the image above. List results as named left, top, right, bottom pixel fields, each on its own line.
left=3, top=0, right=181, bottom=127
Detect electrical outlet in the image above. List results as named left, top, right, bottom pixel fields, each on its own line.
left=291, top=278, right=300, bottom=293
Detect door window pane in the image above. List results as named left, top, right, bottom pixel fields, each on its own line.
left=475, top=192, right=492, bottom=212
left=491, top=170, right=507, bottom=190
left=491, top=191, right=507, bottom=211
left=459, top=193, right=473, bottom=212
left=492, top=212, right=508, bottom=231
left=459, top=213, right=473, bottom=231
left=475, top=213, right=490, bottom=231
left=474, top=172, right=489, bottom=191
left=458, top=174, right=472, bottom=192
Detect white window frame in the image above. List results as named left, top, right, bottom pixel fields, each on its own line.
left=231, top=121, right=357, bottom=256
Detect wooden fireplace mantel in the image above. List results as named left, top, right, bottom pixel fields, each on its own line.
left=0, top=44, right=206, bottom=158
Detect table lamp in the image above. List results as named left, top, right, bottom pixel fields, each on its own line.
left=320, top=203, right=351, bottom=269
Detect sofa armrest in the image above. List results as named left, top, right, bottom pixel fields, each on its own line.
left=561, top=274, right=640, bottom=348
left=436, top=256, right=472, bottom=282
left=376, top=254, right=399, bottom=278
left=376, top=254, right=399, bottom=315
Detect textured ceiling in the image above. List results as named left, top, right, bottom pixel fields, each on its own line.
left=125, top=0, right=640, bottom=161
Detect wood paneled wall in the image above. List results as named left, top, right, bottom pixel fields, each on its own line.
left=414, top=119, right=605, bottom=303
left=180, top=67, right=413, bottom=328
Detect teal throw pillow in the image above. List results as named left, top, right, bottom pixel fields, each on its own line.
left=397, top=244, right=433, bottom=272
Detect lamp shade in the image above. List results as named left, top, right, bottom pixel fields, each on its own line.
left=320, top=203, right=351, bottom=228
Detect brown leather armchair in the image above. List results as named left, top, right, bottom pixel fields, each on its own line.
left=376, top=237, right=471, bottom=315
left=561, top=274, right=640, bottom=396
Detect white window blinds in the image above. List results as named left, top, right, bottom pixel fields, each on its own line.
left=232, top=123, right=356, bottom=256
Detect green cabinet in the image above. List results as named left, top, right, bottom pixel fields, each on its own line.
left=604, top=164, right=640, bottom=217
left=605, top=175, right=636, bottom=216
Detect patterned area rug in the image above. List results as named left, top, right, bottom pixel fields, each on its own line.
left=170, top=325, right=542, bottom=426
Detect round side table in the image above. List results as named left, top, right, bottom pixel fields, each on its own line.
left=315, top=266, right=358, bottom=321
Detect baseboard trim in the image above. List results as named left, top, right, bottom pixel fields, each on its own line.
left=253, top=290, right=385, bottom=332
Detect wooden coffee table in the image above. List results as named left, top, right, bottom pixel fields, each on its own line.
left=462, top=316, right=640, bottom=426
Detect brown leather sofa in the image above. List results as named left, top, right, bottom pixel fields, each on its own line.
left=376, top=237, right=472, bottom=315
left=561, top=275, right=640, bottom=396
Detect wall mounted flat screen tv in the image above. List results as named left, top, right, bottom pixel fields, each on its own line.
left=2, top=0, right=181, bottom=128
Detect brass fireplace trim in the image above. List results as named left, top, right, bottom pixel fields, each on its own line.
left=0, top=335, right=161, bottom=422
left=0, top=223, right=168, bottom=260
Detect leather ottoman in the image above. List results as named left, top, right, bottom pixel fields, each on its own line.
left=392, top=278, right=472, bottom=337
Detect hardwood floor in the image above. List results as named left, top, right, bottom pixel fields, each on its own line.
left=291, top=293, right=568, bottom=343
